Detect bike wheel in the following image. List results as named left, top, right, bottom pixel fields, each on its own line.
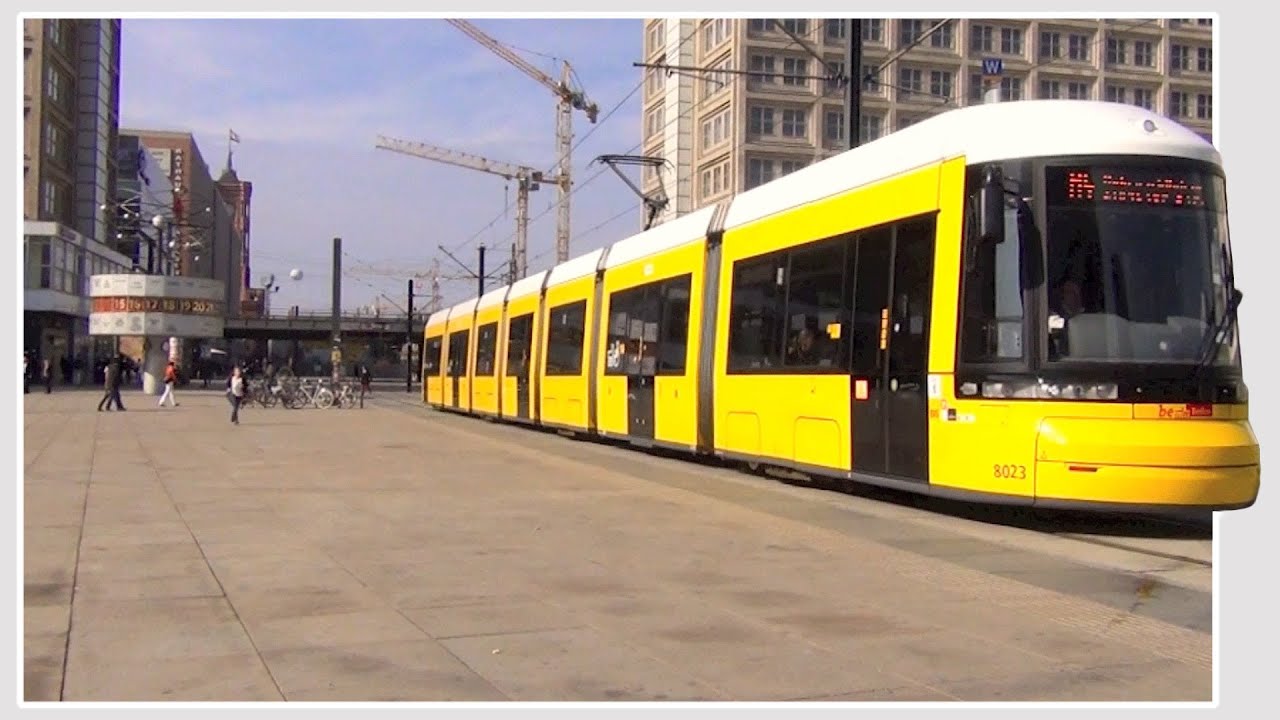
left=313, top=389, right=335, bottom=409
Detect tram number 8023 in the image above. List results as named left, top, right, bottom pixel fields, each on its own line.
left=994, top=464, right=1027, bottom=480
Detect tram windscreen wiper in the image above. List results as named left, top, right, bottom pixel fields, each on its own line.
left=1192, top=286, right=1243, bottom=379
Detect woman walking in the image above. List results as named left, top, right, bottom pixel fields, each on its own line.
left=158, top=361, right=179, bottom=407
left=228, top=366, right=245, bottom=425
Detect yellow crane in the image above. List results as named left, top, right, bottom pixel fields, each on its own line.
left=446, top=18, right=599, bottom=265
left=375, top=134, right=553, bottom=281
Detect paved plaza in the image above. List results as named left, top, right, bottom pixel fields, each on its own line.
left=22, top=387, right=1213, bottom=702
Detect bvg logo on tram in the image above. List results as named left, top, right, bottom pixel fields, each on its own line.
left=1158, top=403, right=1214, bottom=419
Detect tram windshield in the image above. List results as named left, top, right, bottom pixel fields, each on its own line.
left=1042, top=164, right=1239, bottom=367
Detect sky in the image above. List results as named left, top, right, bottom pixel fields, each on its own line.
left=119, top=17, right=650, bottom=315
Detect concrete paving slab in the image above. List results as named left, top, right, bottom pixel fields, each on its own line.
left=241, top=608, right=429, bottom=653
left=71, top=572, right=227, bottom=602
left=23, top=632, right=68, bottom=702
left=227, top=587, right=388, bottom=622
left=440, top=626, right=726, bottom=701
left=261, top=638, right=508, bottom=701
left=401, top=598, right=590, bottom=640
left=62, top=652, right=281, bottom=702
left=936, top=657, right=1213, bottom=702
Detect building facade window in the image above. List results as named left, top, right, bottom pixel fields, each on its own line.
left=1067, top=81, right=1091, bottom=99
left=746, top=157, right=774, bottom=189
left=929, top=70, right=953, bottom=101
left=862, top=19, right=884, bottom=44
left=860, top=114, right=883, bottom=143
left=1106, top=37, right=1128, bottom=65
left=701, top=18, right=731, bottom=53
left=970, top=24, right=993, bottom=53
left=749, top=54, right=776, bottom=85
left=702, top=57, right=733, bottom=99
left=1133, top=40, right=1155, bottom=67
left=1000, top=27, right=1023, bottom=56
left=1040, top=31, right=1061, bottom=59
left=1068, top=33, right=1091, bottom=62
left=782, top=57, right=808, bottom=87
left=781, top=108, right=807, bottom=138
left=1197, top=47, right=1212, bottom=72
left=749, top=105, right=775, bottom=136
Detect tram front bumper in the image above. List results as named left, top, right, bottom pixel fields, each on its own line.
left=1033, top=417, right=1260, bottom=509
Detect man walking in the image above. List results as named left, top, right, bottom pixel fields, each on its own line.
left=228, top=366, right=244, bottom=425
left=97, top=358, right=125, bottom=411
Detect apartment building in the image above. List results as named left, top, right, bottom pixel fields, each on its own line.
left=639, top=17, right=1214, bottom=224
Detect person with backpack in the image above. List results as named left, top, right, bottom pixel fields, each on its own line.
left=158, top=361, right=179, bottom=408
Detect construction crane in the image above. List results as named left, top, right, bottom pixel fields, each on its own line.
left=446, top=18, right=599, bottom=265
left=375, top=134, right=554, bottom=280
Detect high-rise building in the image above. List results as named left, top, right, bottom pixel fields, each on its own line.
left=123, top=129, right=242, bottom=319
left=640, top=17, right=1214, bottom=225
left=22, top=18, right=126, bottom=382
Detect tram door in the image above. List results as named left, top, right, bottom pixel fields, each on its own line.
left=625, top=285, right=659, bottom=440
left=448, top=329, right=468, bottom=410
left=850, top=216, right=935, bottom=482
left=508, top=313, right=534, bottom=420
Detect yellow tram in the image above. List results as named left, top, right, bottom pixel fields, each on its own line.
left=422, top=100, right=1259, bottom=511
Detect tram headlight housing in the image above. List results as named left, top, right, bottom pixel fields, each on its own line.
left=976, top=379, right=1119, bottom=400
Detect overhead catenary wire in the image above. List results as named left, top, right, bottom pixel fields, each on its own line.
left=437, top=18, right=830, bottom=307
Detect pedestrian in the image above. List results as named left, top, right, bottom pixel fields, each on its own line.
left=227, top=365, right=244, bottom=425
left=158, top=361, right=179, bottom=408
left=42, top=357, right=53, bottom=394
left=357, top=363, right=372, bottom=408
left=97, top=358, right=125, bottom=411
left=23, top=353, right=30, bottom=394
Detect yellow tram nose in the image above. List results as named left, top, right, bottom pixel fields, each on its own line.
left=1033, top=414, right=1261, bottom=509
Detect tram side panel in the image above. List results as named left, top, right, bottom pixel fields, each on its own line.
left=595, top=240, right=705, bottom=451
left=539, top=276, right=596, bottom=432
left=501, top=296, right=540, bottom=424
left=423, top=328, right=445, bottom=407
left=470, top=305, right=504, bottom=417
left=711, top=162, right=945, bottom=478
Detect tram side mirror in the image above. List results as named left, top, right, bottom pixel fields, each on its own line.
left=979, top=167, right=1006, bottom=245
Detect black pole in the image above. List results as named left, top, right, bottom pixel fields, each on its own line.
left=331, top=237, right=342, bottom=384
left=846, top=19, right=862, bottom=150
left=406, top=278, right=414, bottom=393
left=478, top=244, right=486, bottom=298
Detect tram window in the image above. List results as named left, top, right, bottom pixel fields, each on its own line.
left=446, top=329, right=469, bottom=377
left=605, top=286, right=641, bottom=376
left=423, top=336, right=443, bottom=374
left=475, top=322, right=498, bottom=376
left=545, top=299, right=587, bottom=376
left=505, top=313, right=533, bottom=376
left=728, top=254, right=787, bottom=371
left=659, top=275, right=692, bottom=374
left=783, top=237, right=846, bottom=370
left=961, top=183, right=1027, bottom=364
left=851, top=227, right=893, bottom=375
